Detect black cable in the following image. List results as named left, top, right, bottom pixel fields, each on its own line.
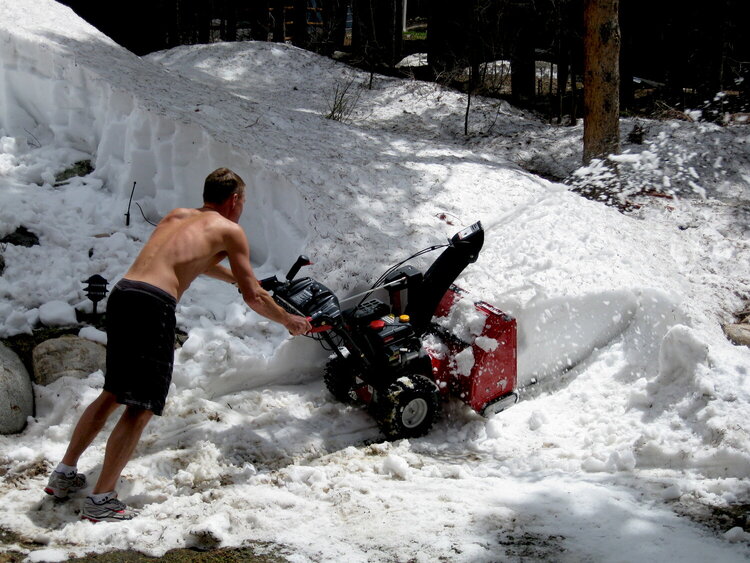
left=370, top=244, right=448, bottom=288
left=124, top=181, right=158, bottom=227
left=135, top=202, right=158, bottom=227
left=355, top=243, right=449, bottom=308
left=302, top=331, right=342, bottom=353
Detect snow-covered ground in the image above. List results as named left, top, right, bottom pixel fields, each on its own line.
left=1, top=1, right=749, bottom=561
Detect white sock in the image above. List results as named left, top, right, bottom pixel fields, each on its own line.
left=88, top=491, right=116, bottom=504
left=55, top=462, right=77, bottom=477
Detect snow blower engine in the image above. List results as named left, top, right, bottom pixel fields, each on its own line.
left=260, top=221, right=518, bottom=439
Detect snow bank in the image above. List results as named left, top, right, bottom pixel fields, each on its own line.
left=0, top=0, right=307, bottom=271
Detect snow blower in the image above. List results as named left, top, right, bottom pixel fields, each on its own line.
left=260, top=221, right=518, bottom=439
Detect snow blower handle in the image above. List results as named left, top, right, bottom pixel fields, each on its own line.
left=286, top=255, right=312, bottom=281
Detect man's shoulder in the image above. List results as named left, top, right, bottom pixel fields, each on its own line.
left=163, top=207, right=198, bottom=220
left=220, top=219, right=245, bottom=237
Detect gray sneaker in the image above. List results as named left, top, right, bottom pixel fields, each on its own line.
left=81, top=494, right=139, bottom=522
left=44, top=470, right=87, bottom=499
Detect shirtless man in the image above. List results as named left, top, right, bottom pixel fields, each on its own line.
left=45, top=168, right=311, bottom=522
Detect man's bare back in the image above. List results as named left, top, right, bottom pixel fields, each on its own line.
left=125, top=208, right=234, bottom=300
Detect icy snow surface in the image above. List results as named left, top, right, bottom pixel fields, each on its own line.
left=1, top=0, right=750, bottom=561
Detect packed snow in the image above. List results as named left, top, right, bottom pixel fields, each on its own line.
left=1, top=0, right=750, bottom=561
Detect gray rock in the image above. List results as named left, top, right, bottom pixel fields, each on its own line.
left=32, top=336, right=106, bottom=386
left=54, top=160, right=94, bottom=185
left=0, top=342, right=34, bottom=434
left=723, top=324, right=750, bottom=348
left=0, top=226, right=39, bottom=247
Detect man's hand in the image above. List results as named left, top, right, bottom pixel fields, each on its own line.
left=285, top=314, right=312, bottom=336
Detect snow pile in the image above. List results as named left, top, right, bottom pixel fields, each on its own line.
left=0, top=1, right=749, bottom=561
left=566, top=121, right=750, bottom=205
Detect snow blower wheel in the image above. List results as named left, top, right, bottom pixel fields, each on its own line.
left=324, top=356, right=358, bottom=404
left=375, top=374, right=440, bottom=439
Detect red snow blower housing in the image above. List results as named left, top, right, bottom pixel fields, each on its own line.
left=260, top=221, right=518, bottom=439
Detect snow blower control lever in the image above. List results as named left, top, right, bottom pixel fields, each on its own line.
left=260, top=261, right=340, bottom=333
left=285, top=254, right=312, bottom=281
left=260, top=221, right=518, bottom=439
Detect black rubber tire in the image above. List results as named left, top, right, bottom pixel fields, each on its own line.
left=323, top=356, right=358, bottom=404
left=375, top=374, right=440, bottom=440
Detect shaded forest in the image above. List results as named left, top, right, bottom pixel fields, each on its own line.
left=60, top=0, right=750, bottom=122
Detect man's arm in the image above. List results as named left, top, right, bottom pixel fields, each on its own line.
left=223, top=224, right=311, bottom=335
left=204, top=263, right=236, bottom=284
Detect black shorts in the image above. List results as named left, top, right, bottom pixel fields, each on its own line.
left=104, top=279, right=177, bottom=416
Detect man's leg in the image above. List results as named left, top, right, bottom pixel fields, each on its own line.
left=61, top=390, right=121, bottom=467
left=46, top=390, right=121, bottom=499
left=92, top=406, right=153, bottom=494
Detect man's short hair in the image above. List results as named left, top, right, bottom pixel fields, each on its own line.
left=203, top=168, right=245, bottom=204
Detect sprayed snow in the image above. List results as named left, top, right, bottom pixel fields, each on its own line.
left=0, top=0, right=749, bottom=561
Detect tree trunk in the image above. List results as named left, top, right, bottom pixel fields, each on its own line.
left=582, top=0, right=620, bottom=164
left=292, top=0, right=309, bottom=48
left=508, top=1, right=536, bottom=106
left=427, top=0, right=467, bottom=78
left=196, top=0, right=211, bottom=44
left=249, top=0, right=270, bottom=41
left=352, top=0, right=403, bottom=69
left=271, top=0, right=286, bottom=42
left=320, top=0, right=350, bottom=53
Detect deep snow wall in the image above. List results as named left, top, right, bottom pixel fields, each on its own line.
left=0, top=0, right=307, bottom=269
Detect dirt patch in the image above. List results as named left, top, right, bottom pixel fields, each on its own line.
left=674, top=499, right=750, bottom=537
left=0, top=534, right=290, bottom=563
left=66, top=544, right=289, bottom=563
left=497, top=531, right=567, bottom=559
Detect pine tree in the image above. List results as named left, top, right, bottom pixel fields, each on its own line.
left=582, top=0, right=620, bottom=163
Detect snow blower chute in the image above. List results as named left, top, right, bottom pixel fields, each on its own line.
left=260, top=221, right=518, bottom=439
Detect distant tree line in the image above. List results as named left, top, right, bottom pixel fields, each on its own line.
left=427, top=0, right=749, bottom=119
left=61, top=0, right=749, bottom=120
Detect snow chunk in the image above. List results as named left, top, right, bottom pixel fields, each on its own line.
left=724, top=527, right=750, bottom=542
left=433, top=297, right=486, bottom=343
left=38, top=301, right=77, bottom=326
left=656, top=325, right=709, bottom=385
left=79, top=325, right=107, bottom=345
left=528, top=410, right=548, bottom=431
left=453, top=347, right=475, bottom=377
left=605, top=449, right=637, bottom=472
left=27, top=549, right=68, bottom=562
left=382, top=454, right=411, bottom=480
left=5, top=310, right=32, bottom=335
left=474, top=336, right=499, bottom=352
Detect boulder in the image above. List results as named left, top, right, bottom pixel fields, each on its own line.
left=723, top=324, right=750, bottom=348
left=32, top=335, right=106, bottom=386
left=0, top=342, right=34, bottom=434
